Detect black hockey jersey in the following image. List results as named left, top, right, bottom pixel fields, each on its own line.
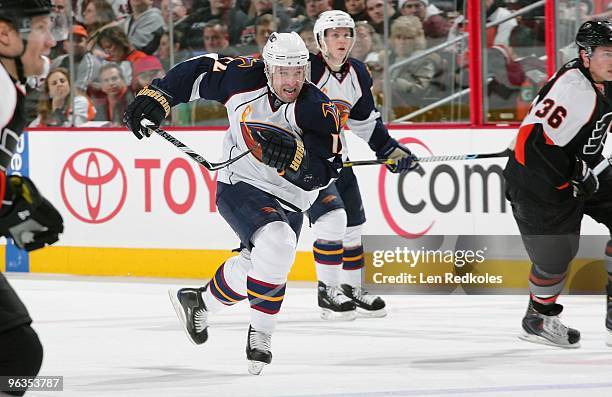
left=0, top=65, right=32, bottom=331
left=504, top=59, right=612, bottom=203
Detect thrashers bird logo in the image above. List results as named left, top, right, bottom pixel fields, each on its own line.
left=240, top=105, right=299, bottom=162
left=331, top=99, right=352, bottom=128
left=322, top=101, right=340, bottom=132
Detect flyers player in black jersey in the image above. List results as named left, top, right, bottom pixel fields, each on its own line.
left=0, top=1, right=63, bottom=393
left=504, top=20, right=612, bottom=348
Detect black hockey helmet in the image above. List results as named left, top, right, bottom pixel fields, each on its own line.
left=0, top=0, right=53, bottom=35
left=575, top=20, right=612, bottom=57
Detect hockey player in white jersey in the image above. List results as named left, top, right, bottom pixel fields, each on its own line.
left=308, top=10, right=419, bottom=320
left=123, top=32, right=343, bottom=375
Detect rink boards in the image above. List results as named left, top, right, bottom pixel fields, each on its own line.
left=1, top=127, right=610, bottom=282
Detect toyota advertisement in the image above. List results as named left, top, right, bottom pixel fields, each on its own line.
left=9, top=127, right=610, bottom=278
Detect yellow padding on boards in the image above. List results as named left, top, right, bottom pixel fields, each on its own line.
left=27, top=246, right=317, bottom=280
left=10, top=246, right=607, bottom=290
left=0, top=245, right=5, bottom=272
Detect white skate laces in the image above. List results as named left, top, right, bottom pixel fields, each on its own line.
left=542, top=314, right=569, bottom=339
left=352, top=287, right=377, bottom=305
left=249, top=328, right=272, bottom=353
left=328, top=286, right=352, bottom=305
left=194, top=307, right=208, bottom=333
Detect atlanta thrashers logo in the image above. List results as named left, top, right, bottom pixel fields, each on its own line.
left=584, top=112, right=612, bottom=155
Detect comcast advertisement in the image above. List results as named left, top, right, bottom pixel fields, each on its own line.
left=13, top=127, right=612, bottom=279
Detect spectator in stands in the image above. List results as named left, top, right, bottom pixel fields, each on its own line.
left=77, top=0, right=129, bottom=22
left=298, top=20, right=318, bottom=53
left=120, top=0, right=165, bottom=54
left=344, top=0, right=368, bottom=22
left=305, top=0, right=333, bottom=22
left=52, top=25, right=102, bottom=93
left=366, top=0, right=399, bottom=34
left=384, top=16, right=439, bottom=110
left=508, top=24, right=547, bottom=120
left=249, top=15, right=279, bottom=58
left=97, top=26, right=148, bottom=85
left=280, top=0, right=306, bottom=20
left=157, top=30, right=190, bottom=71
left=94, top=63, right=134, bottom=125
left=29, top=68, right=96, bottom=127
left=485, top=0, right=518, bottom=47
left=50, top=0, right=70, bottom=58
left=200, top=0, right=249, bottom=46
left=161, top=0, right=188, bottom=28
left=399, top=0, right=450, bottom=44
left=82, top=0, right=118, bottom=37
left=202, top=20, right=240, bottom=56
left=351, top=20, right=381, bottom=62
left=131, top=55, right=165, bottom=91
left=249, top=0, right=290, bottom=32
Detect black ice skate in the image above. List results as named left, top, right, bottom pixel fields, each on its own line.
left=168, top=287, right=209, bottom=345
left=246, top=325, right=272, bottom=375
left=318, top=281, right=356, bottom=321
left=606, top=295, right=612, bottom=347
left=340, top=284, right=387, bottom=318
left=519, top=301, right=580, bottom=348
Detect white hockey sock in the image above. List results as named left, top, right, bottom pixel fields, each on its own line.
left=203, top=251, right=251, bottom=313
left=248, top=221, right=296, bottom=334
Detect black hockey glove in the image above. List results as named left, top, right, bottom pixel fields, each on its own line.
left=570, top=158, right=599, bottom=201
left=376, top=138, right=419, bottom=173
left=0, top=176, right=64, bottom=251
left=123, top=84, right=172, bottom=139
left=253, top=129, right=305, bottom=172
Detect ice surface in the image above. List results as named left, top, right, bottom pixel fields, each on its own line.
left=6, top=273, right=612, bottom=397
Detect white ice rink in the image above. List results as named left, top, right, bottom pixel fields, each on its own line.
left=7, top=273, right=612, bottom=397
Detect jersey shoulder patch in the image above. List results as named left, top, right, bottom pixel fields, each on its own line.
left=525, top=68, right=597, bottom=146
left=296, top=84, right=340, bottom=135
left=222, top=57, right=267, bottom=97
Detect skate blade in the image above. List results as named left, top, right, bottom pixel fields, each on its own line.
left=518, top=332, right=580, bottom=349
left=606, top=330, right=612, bottom=347
left=168, top=289, right=200, bottom=346
left=320, top=308, right=357, bottom=321
left=248, top=360, right=267, bottom=375
left=357, top=307, right=387, bottom=318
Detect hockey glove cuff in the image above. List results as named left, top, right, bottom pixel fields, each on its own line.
left=123, top=84, right=172, bottom=139
left=376, top=138, right=419, bottom=173
left=570, top=157, right=599, bottom=201
left=0, top=176, right=64, bottom=251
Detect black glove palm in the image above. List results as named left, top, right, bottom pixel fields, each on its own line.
left=123, top=85, right=172, bottom=139
left=253, top=129, right=304, bottom=172
left=0, top=176, right=64, bottom=251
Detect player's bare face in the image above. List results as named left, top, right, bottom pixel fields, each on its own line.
left=324, top=27, right=354, bottom=65
left=272, top=66, right=305, bottom=103
left=587, top=47, right=612, bottom=83
left=21, top=16, right=55, bottom=77
left=0, top=21, right=24, bottom=57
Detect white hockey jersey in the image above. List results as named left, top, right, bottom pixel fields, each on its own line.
left=154, top=54, right=342, bottom=211
left=309, top=53, right=394, bottom=158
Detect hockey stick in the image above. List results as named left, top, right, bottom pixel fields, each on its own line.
left=141, top=120, right=251, bottom=171
left=594, top=155, right=612, bottom=176
left=343, top=149, right=513, bottom=167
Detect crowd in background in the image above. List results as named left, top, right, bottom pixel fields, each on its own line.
left=26, top=0, right=612, bottom=127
